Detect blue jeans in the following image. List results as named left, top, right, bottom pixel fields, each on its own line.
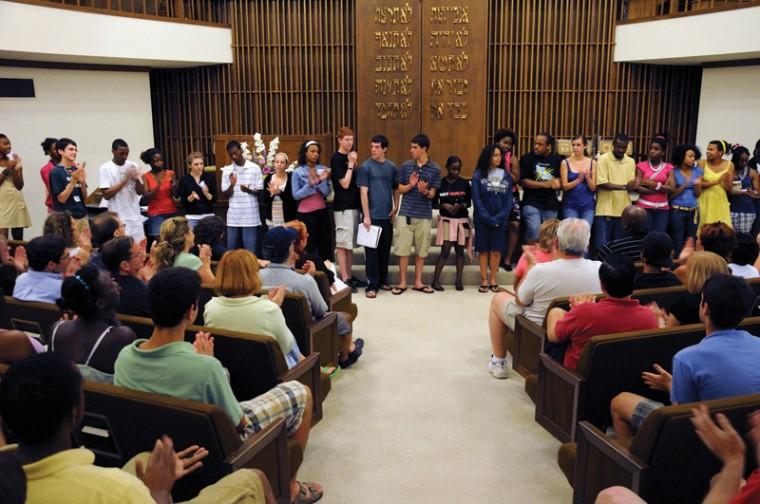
left=562, top=206, right=595, bottom=229
left=227, top=226, right=260, bottom=254
left=645, top=209, right=669, bottom=233
left=594, top=216, right=623, bottom=251
left=669, top=209, right=697, bottom=256
left=522, top=205, right=558, bottom=241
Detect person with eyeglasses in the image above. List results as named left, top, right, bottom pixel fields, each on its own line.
left=100, top=236, right=150, bottom=317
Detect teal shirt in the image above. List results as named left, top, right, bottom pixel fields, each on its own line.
left=114, top=340, right=243, bottom=426
left=173, top=252, right=202, bottom=271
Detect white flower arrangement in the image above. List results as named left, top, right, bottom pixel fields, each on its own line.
left=240, top=134, right=280, bottom=175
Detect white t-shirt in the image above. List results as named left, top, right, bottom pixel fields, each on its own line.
left=517, top=257, right=603, bottom=324
left=729, top=263, right=760, bottom=279
left=221, top=160, right=264, bottom=227
left=99, top=160, right=145, bottom=240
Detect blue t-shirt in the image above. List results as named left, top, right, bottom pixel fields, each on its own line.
left=356, top=158, right=397, bottom=220
left=49, top=165, right=87, bottom=218
left=396, top=159, right=441, bottom=219
left=671, top=328, right=760, bottom=404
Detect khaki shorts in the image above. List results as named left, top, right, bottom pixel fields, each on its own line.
left=334, top=209, right=359, bottom=249
left=394, top=216, right=432, bottom=257
left=504, top=299, right=525, bottom=331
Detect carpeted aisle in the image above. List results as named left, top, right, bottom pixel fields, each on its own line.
left=299, top=286, right=573, bottom=503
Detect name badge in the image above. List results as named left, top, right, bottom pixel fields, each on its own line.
left=73, top=195, right=81, bottom=203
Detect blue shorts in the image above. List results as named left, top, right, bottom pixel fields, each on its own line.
left=474, top=222, right=508, bottom=253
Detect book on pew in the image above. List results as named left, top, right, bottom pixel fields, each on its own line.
left=357, top=224, right=382, bottom=248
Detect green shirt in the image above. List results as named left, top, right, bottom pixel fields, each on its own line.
left=114, top=340, right=243, bottom=426
left=173, top=252, right=202, bottom=271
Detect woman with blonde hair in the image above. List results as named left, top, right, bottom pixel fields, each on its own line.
left=204, top=249, right=303, bottom=368
left=151, top=216, right=214, bottom=283
left=177, top=151, right=216, bottom=229
left=657, top=251, right=729, bottom=327
left=262, top=152, right=298, bottom=228
left=511, top=218, right=559, bottom=292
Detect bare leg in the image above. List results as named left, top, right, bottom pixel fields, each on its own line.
left=595, top=486, right=647, bottom=504
left=413, top=255, right=425, bottom=288
left=611, top=392, right=645, bottom=445
left=489, top=292, right=514, bottom=359
left=432, top=242, right=452, bottom=289
left=488, top=251, right=501, bottom=286
left=337, top=248, right=352, bottom=282
left=397, top=255, right=409, bottom=288
left=290, top=388, right=315, bottom=501
left=479, top=253, right=488, bottom=286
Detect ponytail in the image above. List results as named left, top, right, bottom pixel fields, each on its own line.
left=151, top=216, right=191, bottom=271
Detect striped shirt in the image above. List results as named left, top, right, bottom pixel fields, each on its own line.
left=396, top=159, right=442, bottom=219
left=221, top=160, right=263, bottom=227
left=595, top=234, right=645, bottom=263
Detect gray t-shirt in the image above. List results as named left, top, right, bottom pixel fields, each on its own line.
left=357, top=158, right=398, bottom=220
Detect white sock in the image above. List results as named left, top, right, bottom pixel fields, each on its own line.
left=492, top=356, right=506, bottom=366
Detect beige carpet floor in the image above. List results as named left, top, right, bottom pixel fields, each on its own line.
left=299, top=285, right=573, bottom=503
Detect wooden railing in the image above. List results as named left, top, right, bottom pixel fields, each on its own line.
left=619, top=0, right=760, bottom=22
left=9, top=0, right=228, bottom=25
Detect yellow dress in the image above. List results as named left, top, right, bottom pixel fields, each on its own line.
left=0, top=175, right=32, bottom=229
left=698, top=161, right=732, bottom=231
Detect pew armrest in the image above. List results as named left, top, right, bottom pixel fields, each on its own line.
left=573, top=421, right=649, bottom=504
left=536, top=353, right=585, bottom=443
left=329, top=286, right=352, bottom=314
left=308, top=313, right=339, bottom=367
left=512, top=315, right=545, bottom=377
left=282, top=352, right=323, bottom=423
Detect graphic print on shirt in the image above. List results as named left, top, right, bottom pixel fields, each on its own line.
left=534, top=162, right=554, bottom=181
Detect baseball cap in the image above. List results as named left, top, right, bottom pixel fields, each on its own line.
left=642, top=231, right=675, bottom=269
left=262, top=226, right=298, bottom=260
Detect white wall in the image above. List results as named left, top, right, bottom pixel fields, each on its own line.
left=0, top=66, right=154, bottom=238
left=615, top=5, right=760, bottom=64
left=696, top=65, right=760, bottom=153
left=0, top=1, right=232, bottom=67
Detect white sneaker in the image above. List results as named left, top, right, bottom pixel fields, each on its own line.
left=488, top=359, right=508, bottom=379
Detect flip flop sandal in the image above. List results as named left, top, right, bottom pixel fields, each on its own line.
left=321, top=365, right=341, bottom=379
left=365, top=290, right=378, bottom=298
left=412, top=286, right=434, bottom=294
left=380, top=284, right=394, bottom=291
left=391, top=286, right=407, bottom=295
left=490, top=285, right=501, bottom=293
left=432, top=284, right=445, bottom=291
left=478, top=285, right=489, bottom=293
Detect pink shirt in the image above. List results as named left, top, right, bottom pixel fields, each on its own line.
left=636, top=160, right=673, bottom=210
left=514, top=248, right=554, bottom=279
left=40, top=160, right=55, bottom=210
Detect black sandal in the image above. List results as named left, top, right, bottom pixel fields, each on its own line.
left=478, top=285, right=489, bottom=293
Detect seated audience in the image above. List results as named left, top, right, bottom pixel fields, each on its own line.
left=100, top=236, right=150, bottom=317
left=0, top=234, right=26, bottom=295
left=12, top=235, right=69, bottom=303
left=0, top=352, right=273, bottom=504
left=658, top=251, right=729, bottom=327
left=190, top=214, right=227, bottom=261
left=674, top=222, right=736, bottom=283
left=50, top=264, right=137, bottom=381
left=596, top=205, right=648, bottom=262
left=610, top=274, right=760, bottom=444
left=512, top=218, right=559, bottom=292
left=487, top=218, right=601, bottom=379
left=285, top=219, right=337, bottom=286
left=204, top=249, right=303, bottom=368
left=260, top=226, right=362, bottom=368
left=150, top=216, right=214, bottom=283
left=633, top=232, right=680, bottom=289
left=114, top=267, right=321, bottom=503
left=546, top=253, right=658, bottom=370
left=596, top=405, right=760, bottom=504
left=729, top=232, right=759, bottom=279
left=43, top=211, right=91, bottom=268
left=88, top=211, right=126, bottom=269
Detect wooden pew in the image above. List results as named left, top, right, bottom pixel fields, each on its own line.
left=0, top=296, right=62, bottom=344
left=118, top=314, right=329, bottom=423
left=512, top=280, right=760, bottom=378
left=534, top=317, right=760, bottom=443
left=311, top=270, right=356, bottom=319
left=82, top=381, right=298, bottom=502
left=560, top=394, right=760, bottom=504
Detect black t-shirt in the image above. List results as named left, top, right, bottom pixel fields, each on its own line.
left=633, top=271, right=681, bottom=290
left=178, top=173, right=216, bottom=215
left=330, top=152, right=360, bottom=211
left=114, top=275, right=150, bottom=317
left=437, top=177, right=471, bottom=218
left=519, top=152, right=563, bottom=210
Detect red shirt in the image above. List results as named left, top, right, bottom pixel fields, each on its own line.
left=554, top=297, right=659, bottom=370
left=144, top=170, right=177, bottom=216
left=40, top=160, right=55, bottom=210
left=732, top=469, right=760, bottom=504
